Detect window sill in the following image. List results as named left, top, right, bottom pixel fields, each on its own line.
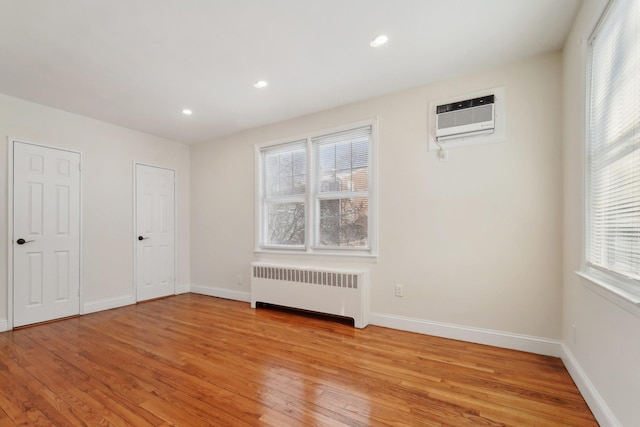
left=575, top=270, right=640, bottom=317
left=254, top=248, right=378, bottom=263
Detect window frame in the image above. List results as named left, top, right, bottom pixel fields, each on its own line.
left=255, top=118, right=378, bottom=258
left=582, top=0, right=640, bottom=305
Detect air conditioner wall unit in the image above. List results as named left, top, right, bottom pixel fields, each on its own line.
left=435, top=94, right=495, bottom=141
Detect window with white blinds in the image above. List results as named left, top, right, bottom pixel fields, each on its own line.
left=314, top=127, right=370, bottom=248
left=586, top=0, right=640, bottom=287
left=258, top=122, right=376, bottom=254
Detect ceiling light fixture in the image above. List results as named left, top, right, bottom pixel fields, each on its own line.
left=182, top=109, right=192, bottom=116
left=370, top=34, right=389, bottom=48
left=254, top=80, right=268, bottom=89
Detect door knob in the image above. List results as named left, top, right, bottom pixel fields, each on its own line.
left=16, top=238, right=34, bottom=245
left=138, top=236, right=149, bottom=241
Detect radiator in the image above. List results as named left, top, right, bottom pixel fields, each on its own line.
left=250, top=262, right=369, bottom=328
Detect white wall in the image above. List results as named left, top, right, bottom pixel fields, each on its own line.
left=191, top=51, right=564, bottom=343
left=562, top=1, right=640, bottom=426
left=0, top=94, right=190, bottom=325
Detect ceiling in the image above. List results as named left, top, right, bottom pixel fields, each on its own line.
left=0, top=0, right=581, bottom=144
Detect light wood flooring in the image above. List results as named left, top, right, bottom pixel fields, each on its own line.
left=0, top=294, right=597, bottom=426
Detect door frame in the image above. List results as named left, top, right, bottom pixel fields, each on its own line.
left=7, top=138, right=83, bottom=330
left=133, top=162, right=178, bottom=301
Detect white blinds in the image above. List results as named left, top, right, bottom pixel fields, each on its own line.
left=313, top=126, right=371, bottom=248
left=314, top=126, right=370, bottom=194
left=587, top=0, right=640, bottom=280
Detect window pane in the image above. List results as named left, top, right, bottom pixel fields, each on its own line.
left=320, top=170, right=337, bottom=192
left=352, top=167, right=368, bottom=191
left=319, top=198, right=368, bottom=247
left=336, top=169, right=352, bottom=191
left=336, top=142, right=351, bottom=170
left=293, top=174, right=306, bottom=195
left=266, top=155, right=279, bottom=196
left=267, top=202, right=305, bottom=245
left=292, top=151, right=306, bottom=175
left=352, top=139, right=368, bottom=168
left=265, top=148, right=306, bottom=197
left=318, top=144, right=336, bottom=170
left=317, top=138, right=369, bottom=193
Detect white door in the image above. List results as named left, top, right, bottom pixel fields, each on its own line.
left=13, top=142, right=81, bottom=327
left=135, top=164, right=175, bottom=301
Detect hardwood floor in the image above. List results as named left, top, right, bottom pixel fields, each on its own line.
left=0, top=294, right=597, bottom=426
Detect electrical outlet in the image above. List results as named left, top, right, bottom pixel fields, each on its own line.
left=237, top=274, right=243, bottom=286
left=395, top=284, right=404, bottom=297
left=571, top=324, right=577, bottom=345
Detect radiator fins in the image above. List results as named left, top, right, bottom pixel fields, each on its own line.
left=252, top=265, right=358, bottom=289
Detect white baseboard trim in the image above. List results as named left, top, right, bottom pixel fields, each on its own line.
left=0, top=319, right=8, bottom=332
left=190, top=285, right=251, bottom=303
left=560, top=343, right=620, bottom=427
left=369, top=312, right=562, bottom=357
left=175, top=284, right=190, bottom=295
left=83, top=295, right=136, bottom=315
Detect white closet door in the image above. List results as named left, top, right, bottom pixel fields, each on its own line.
left=13, top=142, right=81, bottom=327
left=136, top=164, right=175, bottom=301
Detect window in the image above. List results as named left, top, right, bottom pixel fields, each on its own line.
left=586, top=0, right=640, bottom=294
left=263, top=142, right=307, bottom=247
left=257, top=122, right=376, bottom=255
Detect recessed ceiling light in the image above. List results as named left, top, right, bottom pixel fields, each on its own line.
left=370, top=34, right=389, bottom=48
left=254, top=80, right=268, bottom=89
left=182, top=109, right=192, bottom=116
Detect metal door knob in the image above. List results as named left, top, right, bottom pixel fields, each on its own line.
left=16, top=238, right=34, bottom=245
left=138, top=236, right=149, bottom=241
